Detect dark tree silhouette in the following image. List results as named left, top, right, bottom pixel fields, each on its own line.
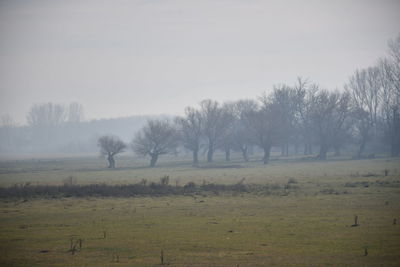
left=199, top=99, right=231, bottom=162
left=309, top=90, right=351, bottom=160
left=345, top=67, right=381, bottom=158
left=227, top=99, right=258, bottom=162
left=131, top=119, right=178, bottom=167
left=245, top=99, right=284, bottom=164
left=175, top=107, right=203, bottom=166
left=98, top=135, right=127, bottom=168
left=379, top=34, right=400, bottom=157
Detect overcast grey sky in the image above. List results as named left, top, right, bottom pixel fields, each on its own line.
left=0, top=0, right=399, bottom=124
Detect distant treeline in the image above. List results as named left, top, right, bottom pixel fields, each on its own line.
left=100, top=34, right=400, bottom=167
left=0, top=110, right=168, bottom=154
left=1, top=34, right=399, bottom=165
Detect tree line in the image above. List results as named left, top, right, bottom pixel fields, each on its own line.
left=99, top=34, right=400, bottom=168
left=1, top=35, right=399, bottom=162
left=0, top=104, right=156, bottom=154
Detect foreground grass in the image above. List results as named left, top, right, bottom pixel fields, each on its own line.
left=0, top=156, right=399, bottom=266
left=1, top=191, right=399, bottom=266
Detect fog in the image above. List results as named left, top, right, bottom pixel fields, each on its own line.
left=1, top=0, right=399, bottom=125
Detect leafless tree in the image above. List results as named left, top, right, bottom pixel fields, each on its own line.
left=0, top=114, right=17, bottom=152
left=229, top=99, right=258, bottom=161
left=131, top=119, right=178, bottom=167
left=27, top=102, right=85, bottom=126
left=98, top=135, right=127, bottom=168
left=67, top=102, right=85, bottom=123
left=246, top=98, right=284, bottom=164
left=296, top=79, right=317, bottom=155
left=175, top=107, right=203, bottom=166
left=270, top=83, right=305, bottom=156
left=218, top=103, right=237, bottom=161
left=378, top=34, right=400, bottom=156
left=1, top=114, right=15, bottom=128
left=309, top=90, right=351, bottom=160
left=199, top=99, right=231, bottom=162
left=345, top=67, right=381, bottom=158
left=27, top=103, right=67, bottom=127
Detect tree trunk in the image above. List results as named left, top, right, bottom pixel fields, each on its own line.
left=241, top=146, right=249, bottom=162
left=150, top=154, right=159, bottom=167
left=357, top=138, right=366, bottom=158
left=263, top=145, right=271, bottom=164
left=207, top=143, right=214, bottom=163
left=317, top=144, right=328, bottom=160
left=107, top=154, right=115, bottom=168
left=294, top=143, right=299, bottom=155
left=192, top=150, right=199, bottom=166
left=225, top=148, right=230, bottom=161
left=281, top=144, right=289, bottom=156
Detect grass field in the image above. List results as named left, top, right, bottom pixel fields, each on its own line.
left=0, top=154, right=399, bottom=266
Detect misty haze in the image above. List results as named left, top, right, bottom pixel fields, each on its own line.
left=0, top=1, right=399, bottom=266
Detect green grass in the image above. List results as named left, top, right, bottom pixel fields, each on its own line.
left=0, top=153, right=398, bottom=186
left=0, top=155, right=399, bottom=266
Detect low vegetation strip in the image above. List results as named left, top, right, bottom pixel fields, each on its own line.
left=0, top=179, right=300, bottom=199
left=0, top=183, right=242, bottom=198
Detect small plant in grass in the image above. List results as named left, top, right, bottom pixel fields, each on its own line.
left=68, top=237, right=83, bottom=255
left=351, top=215, right=359, bottom=227
left=160, top=249, right=164, bottom=265
left=112, top=251, right=119, bottom=262
left=69, top=237, right=74, bottom=251
left=78, top=239, right=82, bottom=250
left=160, top=175, right=169, bottom=186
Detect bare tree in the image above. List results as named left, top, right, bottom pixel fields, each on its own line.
left=131, top=119, right=178, bottom=167
left=296, top=79, right=318, bottom=155
left=270, top=83, right=304, bottom=156
left=1, top=114, right=15, bottom=128
left=27, top=103, right=67, bottom=127
left=67, top=102, right=85, bottom=123
left=345, top=67, right=381, bottom=158
left=228, top=99, right=258, bottom=161
left=378, top=34, right=400, bottom=156
left=98, top=135, right=127, bottom=168
left=26, top=103, right=68, bottom=151
left=245, top=98, right=284, bottom=164
left=218, top=103, right=237, bottom=161
left=175, top=107, right=202, bottom=166
left=349, top=107, right=370, bottom=157
left=199, top=100, right=231, bottom=162
left=0, top=114, right=17, bottom=152
left=309, top=90, right=351, bottom=160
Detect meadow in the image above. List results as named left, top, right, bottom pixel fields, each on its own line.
left=0, top=153, right=399, bottom=266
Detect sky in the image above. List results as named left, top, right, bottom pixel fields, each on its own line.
left=0, top=0, right=399, bottom=125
